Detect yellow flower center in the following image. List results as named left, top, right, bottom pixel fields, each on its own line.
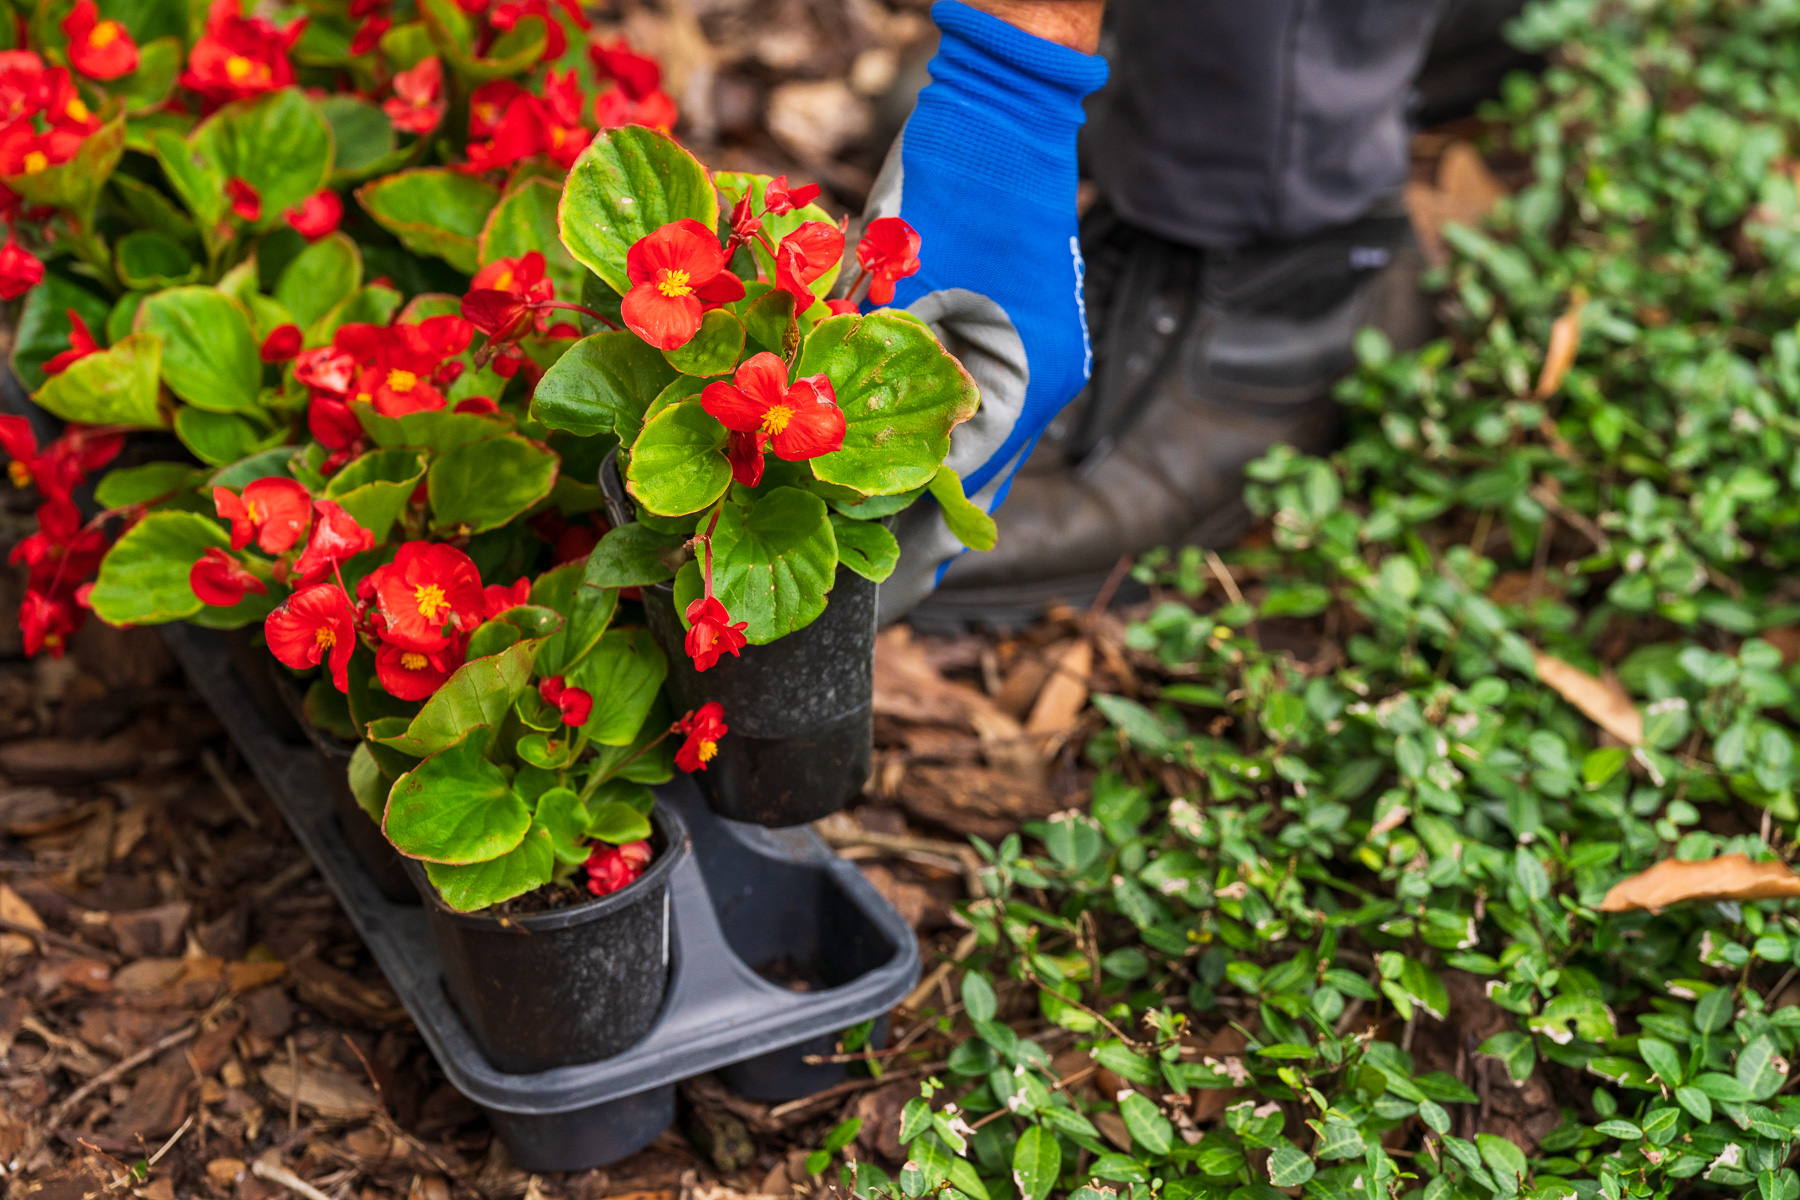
left=401, top=652, right=428, bottom=670
left=386, top=368, right=417, bottom=393
left=656, top=268, right=692, bottom=298
left=43, top=632, right=61, bottom=651
left=22, top=151, right=46, bottom=174
left=225, top=55, right=254, bottom=81
left=314, top=627, right=335, bottom=649
left=492, top=268, right=514, bottom=291
left=413, top=583, right=448, bottom=621
left=761, top=405, right=794, bottom=435
left=65, top=98, right=88, bottom=123
left=8, top=461, right=31, bottom=488
left=549, top=126, right=565, bottom=147
left=244, top=499, right=261, bottom=523
left=697, top=739, right=718, bottom=764
left=90, top=21, right=119, bottom=47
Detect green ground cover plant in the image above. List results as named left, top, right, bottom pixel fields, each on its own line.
left=849, top=2, right=1800, bottom=1198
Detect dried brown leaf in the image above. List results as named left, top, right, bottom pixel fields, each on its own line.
left=259, top=1060, right=378, bottom=1120
left=1533, top=651, right=1641, bottom=745
left=1534, top=291, right=1587, bottom=399
left=1599, top=852, right=1800, bottom=913
left=1025, top=640, right=1093, bottom=736
left=1405, top=141, right=1506, bottom=266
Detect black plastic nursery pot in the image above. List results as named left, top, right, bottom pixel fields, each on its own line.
left=222, top=626, right=310, bottom=745
left=406, top=804, right=687, bottom=1075
left=600, top=453, right=876, bottom=829
left=160, top=622, right=920, bottom=1173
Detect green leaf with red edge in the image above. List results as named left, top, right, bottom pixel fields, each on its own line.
left=558, top=126, right=717, bottom=298
left=528, top=559, right=620, bottom=678
left=564, top=625, right=668, bottom=746
left=674, top=485, right=838, bottom=644
left=799, top=311, right=981, bottom=496
left=373, top=629, right=553, bottom=758
left=624, top=398, right=731, bottom=517
left=174, top=407, right=279, bottom=466
left=423, top=816, right=555, bottom=911
left=135, top=285, right=261, bottom=413
left=87, top=510, right=226, bottom=626
left=32, top=332, right=164, bottom=429
left=354, top=403, right=513, bottom=452
left=320, top=96, right=405, bottom=186
left=385, top=725, right=531, bottom=865
left=276, top=232, right=362, bottom=329
left=357, top=168, right=500, bottom=274
left=480, top=176, right=584, bottom=306
left=322, top=448, right=427, bottom=543
left=663, top=308, right=745, bottom=377
left=427, top=433, right=559, bottom=535
left=531, top=330, right=679, bottom=442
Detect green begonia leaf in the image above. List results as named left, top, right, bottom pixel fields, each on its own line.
left=356, top=168, right=500, bottom=273
left=584, top=522, right=686, bottom=588
left=374, top=634, right=550, bottom=757
left=558, top=126, right=716, bottom=297
left=385, top=726, right=530, bottom=864
left=565, top=625, right=667, bottom=746
left=625, top=398, right=730, bottom=517
left=427, top=433, right=559, bottom=535
left=529, top=559, right=619, bottom=677
left=829, top=513, right=899, bottom=582
left=323, top=448, right=427, bottom=542
left=277, top=232, right=362, bottom=328
left=663, top=308, right=745, bottom=377
left=136, top=286, right=261, bottom=413
left=696, top=486, right=838, bottom=644
left=530, top=329, right=678, bottom=442
left=32, top=333, right=164, bottom=428
left=87, top=510, right=227, bottom=625
left=423, top=817, right=555, bottom=911
left=479, top=177, right=583, bottom=305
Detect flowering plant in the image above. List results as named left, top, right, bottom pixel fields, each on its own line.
left=535, top=131, right=990, bottom=670
left=0, top=0, right=672, bottom=653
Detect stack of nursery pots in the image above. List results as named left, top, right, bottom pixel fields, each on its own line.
left=0, top=0, right=977, bottom=1149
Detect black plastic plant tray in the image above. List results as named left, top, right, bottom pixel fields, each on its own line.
left=161, top=624, right=920, bottom=1170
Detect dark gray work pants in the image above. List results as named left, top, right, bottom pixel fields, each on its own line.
left=1089, top=0, right=1503, bottom=248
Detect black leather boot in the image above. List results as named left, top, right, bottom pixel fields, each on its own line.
left=908, top=197, right=1433, bottom=630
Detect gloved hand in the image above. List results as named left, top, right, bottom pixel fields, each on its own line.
left=857, top=0, right=1109, bottom=622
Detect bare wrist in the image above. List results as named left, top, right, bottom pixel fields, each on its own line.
left=963, top=0, right=1104, bottom=54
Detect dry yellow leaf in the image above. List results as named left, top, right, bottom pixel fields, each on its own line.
left=1405, top=141, right=1507, bottom=266
left=1599, top=853, right=1800, bottom=913
left=1534, top=290, right=1588, bottom=399
left=1533, top=651, right=1641, bottom=745
left=1025, top=639, right=1093, bottom=736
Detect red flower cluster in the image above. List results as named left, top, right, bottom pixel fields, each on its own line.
left=180, top=0, right=304, bottom=108
left=620, top=219, right=743, bottom=351
left=0, top=417, right=123, bottom=657
left=61, top=0, right=139, bottom=81
left=461, top=251, right=592, bottom=377
left=701, top=352, right=845, bottom=488
left=588, top=37, right=677, bottom=133
left=672, top=702, right=726, bottom=772
left=0, top=51, right=103, bottom=181
left=294, top=314, right=476, bottom=471
left=215, top=478, right=311, bottom=553
left=584, top=839, right=651, bottom=896
left=855, top=217, right=923, bottom=306
left=463, top=68, right=592, bottom=173
left=538, top=675, right=593, bottom=726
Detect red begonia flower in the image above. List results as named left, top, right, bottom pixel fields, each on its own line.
left=764, top=175, right=820, bottom=215
left=260, top=324, right=302, bottom=363
left=285, top=191, right=341, bottom=239
left=728, top=193, right=761, bottom=245
left=482, top=577, right=530, bottom=618
left=190, top=547, right=268, bottom=607
left=307, top=394, right=363, bottom=452
left=673, top=702, right=727, bottom=772
left=684, top=595, right=746, bottom=672
left=20, top=587, right=80, bottom=657
left=0, top=234, right=42, bottom=299
left=375, top=639, right=460, bottom=701
left=467, top=80, right=523, bottom=139
left=621, top=219, right=735, bottom=351
left=824, top=299, right=859, bottom=317
left=454, top=396, right=497, bottom=414
left=295, top=344, right=357, bottom=396
left=349, top=13, right=389, bottom=55
left=488, top=0, right=577, bottom=60
left=724, top=429, right=767, bottom=489
left=289, top=500, right=374, bottom=586
left=0, top=418, right=119, bottom=502
left=180, top=0, right=303, bottom=107
left=265, top=582, right=356, bottom=692
left=585, top=839, right=651, bottom=896
left=461, top=88, right=542, bottom=173
left=857, top=216, right=923, bottom=305
left=43, top=310, right=99, bottom=376
left=772, top=221, right=844, bottom=309
left=226, top=177, right=261, bottom=222
left=701, top=352, right=845, bottom=463
left=383, top=56, right=444, bottom=135
left=592, top=85, right=677, bottom=133
left=538, top=675, right=593, bottom=726
left=588, top=37, right=659, bottom=99
left=213, top=477, right=312, bottom=554
left=62, top=0, right=138, bottom=80
left=371, top=541, right=485, bottom=649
